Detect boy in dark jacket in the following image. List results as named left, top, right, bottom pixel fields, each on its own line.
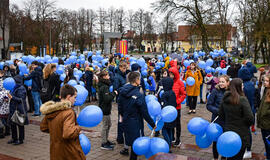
left=118, top=72, right=155, bottom=160
left=98, top=71, right=117, bottom=150
left=160, top=77, right=177, bottom=150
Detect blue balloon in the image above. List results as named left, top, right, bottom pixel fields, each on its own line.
left=79, top=134, right=91, bottom=155
left=3, top=77, right=16, bottom=91
left=150, top=137, right=169, bottom=155
left=24, top=79, right=32, bottom=87
left=215, top=67, right=221, bottom=73
left=196, top=134, right=213, bottom=149
left=157, top=55, right=163, bottom=61
left=221, top=68, right=227, bottom=75
left=163, top=53, right=167, bottom=58
left=181, top=98, right=186, bottom=104
left=145, top=95, right=158, bottom=103
left=19, top=64, right=27, bottom=73
left=198, top=61, right=206, bottom=69
left=74, top=75, right=80, bottom=81
left=206, top=123, right=223, bottom=141
left=206, top=59, right=214, bottom=67
left=77, top=105, right=103, bottom=127
left=183, top=81, right=186, bottom=87
left=60, top=74, right=66, bottom=82
left=0, top=62, right=4, bottom=70
left=141, top=70, right=147, bottom=77
left=217, top=131, right=242, bottom=157
left=183, top=53, right=188, bottom=59
left=133, top=137, right=151, bottom=156
left=71, top=52, right=77, bottom=56
left=56, top=67, right=64, bottom=75
left=183, top=60, right=190, bottom=67
left=109, top=86, right=113, bottom=93
left=147, top=116, right=164, bottom=131
left=205, top=66, right=212, bottom=74
left=187, top=117, right=209, bottom=136
left=161, top=105, right=177, bottom=123
left=52, top=57, right=58, bottom=63
left=68, top=80, right=77, bottom=86
left=145, top=151, right=154, bottom=159
left=79, top=81, right=85, bottom=87
left=186, top=77, right=195, bottom=86
left=74, top=85, right=88, bottom=106
left=60, top=82, right=64, bottom=87
left=147, top=100, right=161, bottom=117
left=137, top=58, right=145, bottom=68
left=88, top=51, right=93, bottom=58
left=159, top=90, right=164, bottom=98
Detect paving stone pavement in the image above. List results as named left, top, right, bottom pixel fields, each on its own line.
left=0, top=85, right=266, bottom=160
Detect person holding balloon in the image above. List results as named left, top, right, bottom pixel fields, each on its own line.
left=160, top=77, right=177, bottom=151
left=257, top=74, right=270, bottom=160
left=40, top=84, right=86, bottom=160
left=184, top=62, right=202, bottom=114
left=219, top=78, right=254, bottom=160
left=206, top=75, right=230, bottom=160
left=118, top=72, right=155, bottom=160
left=168, top=66, right=186, bottom=146
left=97, top=71, right=117, bottom=150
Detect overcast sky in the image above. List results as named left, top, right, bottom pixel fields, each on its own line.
left=11, top=0, right=156, bottom=11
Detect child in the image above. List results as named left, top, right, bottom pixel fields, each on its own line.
left=98, top=71, right=117, bottom=150
left=147, top=71, right=156, bottom=94
left=204, top=73, right=218, bottom=101
left=40, top=84, right=86, bottom=160
left=161, top=77, right=177, bottom=151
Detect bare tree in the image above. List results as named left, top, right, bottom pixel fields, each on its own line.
left=86, top=9, right=96, bottom=51
left=0, top=0, right=10, bottom=59
left=133, top=9, right=147, bottom=53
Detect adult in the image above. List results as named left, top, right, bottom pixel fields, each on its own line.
left=184, top=62, right=203, bottom=114
left=118, top=72, right=155, bottom=160
left=7, top=75, right=28, bottom=145
left=219, top=78, right=254, bottom=160
left=63, top=68, right=77, bottom=84
left=206, top=75, right=230, bottom=160
left=45, top=64, right=61, bottom=102
left=24, top=61, right=43, bottom=116
left=227, top=62, right=240, bottom=78
left=257, top=74, right=270, bottom=159
left=84, top=67, right=93, bottom=102
left=168, top=66, right=186, bottom=146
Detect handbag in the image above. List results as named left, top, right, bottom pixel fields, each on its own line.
left=11, top=99, right=26, bottom=126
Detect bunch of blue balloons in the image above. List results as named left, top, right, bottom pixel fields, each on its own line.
left=133, top=137, right=169, bottom=159
left=187, top=117, right=242, bottom=157
left=3, top=77, right=16, bottom=91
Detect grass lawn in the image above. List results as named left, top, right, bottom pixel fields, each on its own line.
left=254, top=64, right=267, bottom=68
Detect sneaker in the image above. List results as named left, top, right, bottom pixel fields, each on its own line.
left=188, top=110, right=192, bottom=114
left=32, top=114, right=40, bottom=117
left=13, top=140, right=23, bottom=145
left=192, top=110, right=196, bottom=114
left=174, top=140, right=181, bottom=147
left=101, top=143, right=114, bottom=150
left=243, top=151, right=252, bottom=159
left=107, top=141, right=116, bottom=146
left=120, top=148, right=129, bottom=156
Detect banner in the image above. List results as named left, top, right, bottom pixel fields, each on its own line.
left=120, top=40, right=128, bottom=56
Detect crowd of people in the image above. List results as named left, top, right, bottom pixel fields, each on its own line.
left=0, top=52, right=270, bottom=160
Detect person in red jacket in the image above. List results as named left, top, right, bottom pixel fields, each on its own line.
left=168, top=66, right=186, bottom=146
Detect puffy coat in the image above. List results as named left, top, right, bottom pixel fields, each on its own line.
left=219, top=91, right=254, bottom=148
left=98, top=79, right=116, bottom=115
left=40, top=101, right=85, bottom=160
left=48, top=72, right=61, bottom=101
left=113, top=68, right=126, bottom=92
left=257, top=88, right=270, bottom=130
left=238, top=67, right=256, bottom=114
left=206, top=86, right=226, bottom=126
left=84, top=70, right=93, bottom=92
left=246, top=62, right=257, bottom=77
left=163, top=57, right=170, bottom=69
left=9, top=75, right=28, bottom=125
left=161, top=77, right=177, bottom=128
left=168, top=67, right=186, bottom=109
left=184, top=68, right=203, bottom=96
left=24, top=66, right=43, bottom=92
left=118, top=84, right=155, bottom=146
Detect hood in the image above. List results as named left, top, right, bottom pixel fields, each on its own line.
left=162, top=77, right=174, bottom=91
left=168, top=67, right=180, bottom=81
left=131, top=63, right=140, bottom=72
left=238, top=67, right=252, bottom=81
left=119, top=83, right=139, bottom=98
left=169, top=60, right=177, bottom=68
left=246, top=62, right=253, bottom=68
left=14, top=75, right=23, bottom=85
left=40, top=100, right=72, bottom=116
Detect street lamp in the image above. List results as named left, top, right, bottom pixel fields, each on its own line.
left=49, top=17, right=56, bottom=55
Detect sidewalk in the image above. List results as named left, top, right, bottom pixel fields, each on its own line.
left=0, top=101, right=266, bottom=160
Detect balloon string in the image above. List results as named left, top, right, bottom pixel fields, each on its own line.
left=150, top=119, right=159, bottom=138
left=211, top=116, right=219, bottom=124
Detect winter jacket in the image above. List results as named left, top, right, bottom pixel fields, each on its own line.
left=246, top=62, right=257, bottom=77
left=113, top=68, right=126, bottom=92
left=24, top=66, right=43, bottom=92
left=204, top=75, right=217, bottom=92
left=184, top=68, right=203, bottom=96
left=98, top=79, right=116, bottom=115
left=84, top=70, right=93, bottom=92
left=227, top=66, right=239, bottom=78
left=206, top=86, right=226, bottom=126
left=161, top=77, right=177, bottom=128
left=118, top=84, right=155, bottom=146
left=219, top=91, right=254, bottom=147
left=238, top=67, right=256, bottom=114
left=148, top=76, right=156, bottom=92
left=168, top=67, right=186, bottom=110
left=48, top=72, right=61, bottom=101
left=0, top=78, right=10, bottom=116
left=163, top=57, right=170, bottom=69
left=40, top=101, right=85, bottom=160
left=108, top=65, right=115, bottom=84
left=257, top=88, right=270, bottom=130
left=9, top=75, right=28, bottom=125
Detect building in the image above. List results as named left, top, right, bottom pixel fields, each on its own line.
left=0, top=0, right=10, bottom=60
left=177, top=24, right=238, bottom=52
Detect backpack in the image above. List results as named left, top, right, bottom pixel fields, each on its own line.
left=40, top=76, right=51, bottom=103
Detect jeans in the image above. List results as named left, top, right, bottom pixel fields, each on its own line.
left=261, top=129, right=270, bottom=159
left=101, top=115, right=111, bottom=144
left=188, top=96, right=198, bottom=110
left=31, top=91, right=42, bottom=115
left=173, top=109, right=181, bottom=142
left=162, top=128, right=173, bottom=148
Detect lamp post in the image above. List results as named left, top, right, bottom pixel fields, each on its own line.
left=49, top=17, right=56, bottom=55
